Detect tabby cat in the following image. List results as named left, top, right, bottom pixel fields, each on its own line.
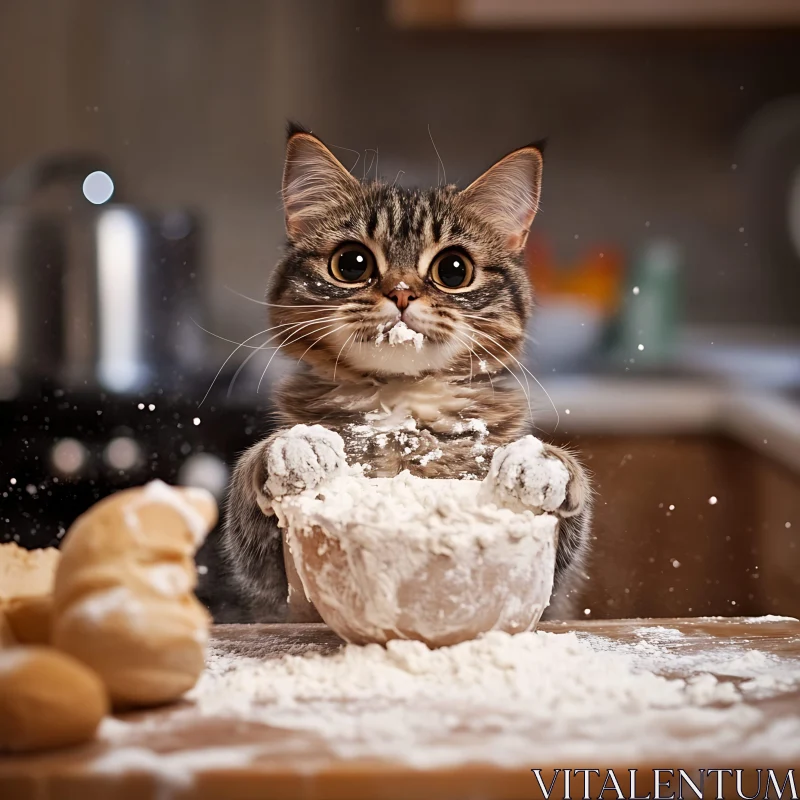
left=223, top=124, right=592, bottom=621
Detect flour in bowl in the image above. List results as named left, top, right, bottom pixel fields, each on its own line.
left=274, top=470, right=558, bottom=646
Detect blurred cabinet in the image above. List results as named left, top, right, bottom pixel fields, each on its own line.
left=552, top=434, right=800, bottom=620
left=390, top=0, right=800, bottom=28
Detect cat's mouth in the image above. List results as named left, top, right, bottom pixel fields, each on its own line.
left=384, top=315, right=422, bottom=335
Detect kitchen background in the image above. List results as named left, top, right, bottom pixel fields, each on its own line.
left=1, top=0, right=799, bottom=621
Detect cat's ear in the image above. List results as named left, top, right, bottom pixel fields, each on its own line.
left=282, top=125, right=359, bottom=239
left=460, top=143, right=544, bottom=252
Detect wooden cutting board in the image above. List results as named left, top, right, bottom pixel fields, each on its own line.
left=1, top=617, right=799, bottom=800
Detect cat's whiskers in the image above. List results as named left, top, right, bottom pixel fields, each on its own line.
left=227, top=342, right=267, bottom=398
left=427, top=124, right=446, bottom=187
left=452, top=333, right=495, bottom=396
left=470, top=326, right=532, bottom=408
left=223, top=285, right=337, bottom=310
left=297, top=324, right=350, bottom=364
left=333, top=330, right=356, bottom=380
left=464, top=332, right=532, bottom=421
left=257, top=318, right=343, bottom=393
left=468, top=326, right=560, bottom=431
left=226, top=313, right=339, bottom=398
left=461, top=311, right=503, bottom=325
left=451, top=333, right=475, bottom=382
left=197, top=315, right=341, bottom=406
left=193, top=316, right=340, bottom=351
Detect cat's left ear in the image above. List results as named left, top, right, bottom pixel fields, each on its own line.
left=460, top=143, right=544, bottom=252
left=282, top=124, right=360, bottom=239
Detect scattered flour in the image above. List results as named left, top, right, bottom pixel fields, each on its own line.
left=188, top=627, right=800, bottom=768
left=89, top=622, right=800, bottom=788
left=634, top=625, right=686, bottom=642
left=91, top=745, right=260, bottom=788
left=319, top=414, right=491, bottom=477
left=376, top=321, right=424, bottom=351
left=582, top=626, right=800, bottom=692
left=417, top=448, right=442, bottom=466
left=452, top=418, right=489, bottom=436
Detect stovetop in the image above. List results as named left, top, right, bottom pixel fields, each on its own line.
left=0, top=377, right=278, bottom=622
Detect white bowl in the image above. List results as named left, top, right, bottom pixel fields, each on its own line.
left=275, top=471, right=557, bottom=648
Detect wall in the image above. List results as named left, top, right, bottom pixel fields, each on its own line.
left=2, top=0, right=799, bottom=367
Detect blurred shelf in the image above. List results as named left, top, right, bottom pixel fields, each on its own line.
left=389, top=0, right=800, bottom=28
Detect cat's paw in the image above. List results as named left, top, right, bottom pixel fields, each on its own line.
left=264, top=424, right=347, bottom=500
left=480, top=435, right=570, bottom=514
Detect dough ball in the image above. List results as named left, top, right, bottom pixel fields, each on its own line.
left=0, top=543, right=59, bottom=646
left=52, top=481, right=216, bottom=708
left=0, top=542, right=60, bottom=601
left=0, top=609, right=15, bottom=649
left=53, top=586, right=210, bottom=707
left=2, top=595, right=53, bottom=645
left=0, top=646, right=109, bottom=752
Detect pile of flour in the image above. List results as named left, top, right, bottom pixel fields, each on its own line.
left=189, top=624, right=800, bottom=767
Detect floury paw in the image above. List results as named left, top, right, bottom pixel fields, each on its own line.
left=264, top=424, right=347, bottom=500
left=480, top=435, right=570, bottom=514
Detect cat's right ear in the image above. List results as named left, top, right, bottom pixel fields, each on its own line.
left=282, top=126, right=359, bottom=239
left=460, top=143, right=544, bottom=253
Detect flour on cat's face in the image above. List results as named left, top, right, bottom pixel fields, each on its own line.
left=268, top=128, right=543, bottom=379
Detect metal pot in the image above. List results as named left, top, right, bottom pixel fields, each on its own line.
left=0, top=154, right=206, bottom=397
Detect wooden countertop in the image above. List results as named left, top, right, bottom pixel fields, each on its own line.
left=2, top=617, right=799, bottom=799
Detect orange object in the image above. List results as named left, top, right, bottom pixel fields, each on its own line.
left=526, top=235, right=624, bottom=315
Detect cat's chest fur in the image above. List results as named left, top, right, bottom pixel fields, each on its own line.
left=279, top=375, right=528, bottom=481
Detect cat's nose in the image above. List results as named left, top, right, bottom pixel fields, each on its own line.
left=386, top=288, right=417, bottom=310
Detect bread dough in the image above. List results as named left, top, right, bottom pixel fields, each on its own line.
left=52, top=481, right=217, bottom=707
left=0, top=542, right=60, bottom=647
left=0, top=609, right=14, bottom=649
left=0, top=646, right=109, bottom=752
left=2, top=595, right=53, bottom=645
left=0, top=542, right=60, bottom=601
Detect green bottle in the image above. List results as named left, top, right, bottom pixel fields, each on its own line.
left=618, top=240, right=681, bottom=367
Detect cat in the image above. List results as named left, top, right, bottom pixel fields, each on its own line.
left=222, top=123, right=592, bottom=622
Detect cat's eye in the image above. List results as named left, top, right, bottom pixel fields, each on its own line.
left=329, top=243, right=375, bottom=283
left=430, top=249, right=474, bottom=291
